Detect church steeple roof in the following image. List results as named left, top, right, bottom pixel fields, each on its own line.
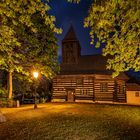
left=62, top=25, right=78, bottom=42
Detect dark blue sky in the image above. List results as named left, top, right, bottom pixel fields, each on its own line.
left=48, top=0, right=140, bottom=81
left=49, top=0, right=102, bottom=56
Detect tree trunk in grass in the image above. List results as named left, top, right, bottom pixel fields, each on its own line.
left=8, top=71, right=13, bottom=99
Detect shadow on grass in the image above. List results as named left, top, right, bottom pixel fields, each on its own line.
left=0, top=103, right=140, bottom=140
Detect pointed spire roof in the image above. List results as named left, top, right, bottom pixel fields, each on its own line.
left=63, top=25, right=78, bottom=42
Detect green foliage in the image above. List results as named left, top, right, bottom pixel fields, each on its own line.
left=39, top=97, right=47, bottom=103
left=13, top=73, right=32, bottom=96
left=0, top=88, right=8, bottom=98
left=0, top=0, right=62, bottom=97
left=67, top=0, right=81, bottom=3
left=0, top=0, right=61, bottom=77
left=84, top=0, right=140, bottom=77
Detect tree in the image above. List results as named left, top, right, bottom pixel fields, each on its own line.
left=84, top=0, right=140, bottom=77
left=68, top=0, right=80, bottom=3
left=0, top=24, right=22, bottom=98
left=69, top=0, right=140, bottom=77
left=0, top=0, right=61, bottom=99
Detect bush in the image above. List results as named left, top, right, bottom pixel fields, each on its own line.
left=0, top=97, right=8, bottom=107
left=39, top=98, right=47, bottom=103
left=0, top=98, right=20, bottom=108
left=0, top=88, right=8, bottom=98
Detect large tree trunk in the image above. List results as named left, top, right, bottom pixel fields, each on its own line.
left=8, top=71, right=12, bottom=99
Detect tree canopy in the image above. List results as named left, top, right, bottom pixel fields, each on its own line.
left=0, top=0, right=140, bottom=99
left=84, top=0, right=140, bottom=77
left=0, top=0, right=61, bottom=76
left=0, top=0, right=61, bottom=98
left=70, top=0, right=140, bottom=77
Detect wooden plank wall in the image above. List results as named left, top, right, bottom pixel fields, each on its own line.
left=53, top=76, right=94, bottom=100
left=94, top=79, right=115, bottom=101
left=75, top=77, right=94, bottom=100
left=52, top=78, right=67, bottom=99
left=115, top=80, right=126, bottom=102
left=53, top=75, right=126, bottom=102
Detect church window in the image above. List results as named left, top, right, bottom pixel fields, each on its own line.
left=80, top=89, right=83, bottom=95
left=84, top=89, right=88, bottom=95
left=76, top=79, right=83, bottom=85
left=88, top=78, right=93, bottom=83
left=100, top=83, right=108, bottom=92
left=135, top=92, right=139, bottom=97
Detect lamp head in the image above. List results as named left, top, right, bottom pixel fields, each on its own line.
left=33, top=71, right=39, bottom=79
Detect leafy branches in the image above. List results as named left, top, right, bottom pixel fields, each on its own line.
left=84, top=0, right=140, bottom=77
left=0, top=0, right=61, bottom=98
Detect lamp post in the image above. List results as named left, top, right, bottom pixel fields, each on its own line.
left=33, top=71, right=39, bottom=109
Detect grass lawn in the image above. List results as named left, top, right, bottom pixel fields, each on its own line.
left=0, top=103, right=140, bottom=140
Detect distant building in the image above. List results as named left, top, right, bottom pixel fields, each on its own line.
left=52, top=26, right=128, bottom=103
left=126, top=83, right=140, bottom=105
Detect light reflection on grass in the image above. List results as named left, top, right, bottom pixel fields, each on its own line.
left=0, top=103, right=140, bottom=140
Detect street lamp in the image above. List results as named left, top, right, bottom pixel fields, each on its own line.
left=33, top=72, right=39, bottom=79
left=33, top=71, right=39, bottom=109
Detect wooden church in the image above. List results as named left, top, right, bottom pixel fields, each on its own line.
left=52, top=26, right=128, bottom=102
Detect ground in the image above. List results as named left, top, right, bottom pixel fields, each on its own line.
left=0, top=103, right=140, bottom=140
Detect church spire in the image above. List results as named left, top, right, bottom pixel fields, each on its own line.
left=62, top=25, right=81, bottom=64
left=62, top=25, right=78, bottom=42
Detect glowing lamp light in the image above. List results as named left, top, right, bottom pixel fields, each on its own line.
left=33, top=71, right=39, bottom=109
left=33, top=71, right=39, bottom=79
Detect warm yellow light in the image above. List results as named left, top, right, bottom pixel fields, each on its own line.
left=33, top=71, right=39, bottom=79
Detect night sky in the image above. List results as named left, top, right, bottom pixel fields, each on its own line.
left=48, top=0, right=102, bottom=57
left=48, top=0, right=140, bottom=81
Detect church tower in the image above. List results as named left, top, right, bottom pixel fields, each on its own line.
left=62, top=25, right=81, bottom=64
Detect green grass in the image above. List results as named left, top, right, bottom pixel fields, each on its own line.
left=0, top=103, right=140, bottom=140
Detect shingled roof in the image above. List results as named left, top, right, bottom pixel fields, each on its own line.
left=62, top=25, right=78, bottom=42
left=61, top=54, right=107, bottom=72
left=126, top=83, right=140, bottom=91
left=60, top=54, right=128, bottom=79
left=60, top=26, right=128, bottom=80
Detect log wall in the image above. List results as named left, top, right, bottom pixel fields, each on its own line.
left=94, top=79, right=115, bottom=101
left=52, top=75, right=126, bottom=102
left=115, top=80, right=126, bottom=102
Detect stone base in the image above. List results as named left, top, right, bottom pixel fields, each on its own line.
left=75, top=100, right=94, bottom=103
left=52, top=99, right=66, bottom=102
